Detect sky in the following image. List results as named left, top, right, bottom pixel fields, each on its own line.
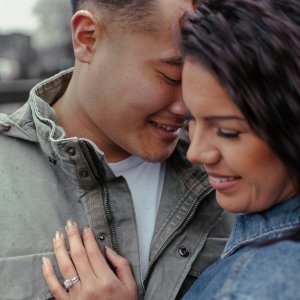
left=0, top=0, right=39, bottom=34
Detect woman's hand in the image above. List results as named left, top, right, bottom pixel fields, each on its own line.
left=42, top=219, right=137, bottom=300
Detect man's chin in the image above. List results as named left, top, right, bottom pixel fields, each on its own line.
left=133, top=147, right=175, bottom=163
left=122, top=139, right=178, bottom=163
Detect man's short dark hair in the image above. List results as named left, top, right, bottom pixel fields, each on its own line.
left=70, top=0, right=160, bottom=35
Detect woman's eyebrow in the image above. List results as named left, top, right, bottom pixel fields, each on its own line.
left=204, top=116, right=246, bottom=121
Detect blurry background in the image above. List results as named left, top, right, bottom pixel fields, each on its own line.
left=0, top=0, right=74, bottom=113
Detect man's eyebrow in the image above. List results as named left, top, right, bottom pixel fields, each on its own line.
left=158, top=56, right=183, bottom=67
left=204, top=116, right=246, bottom=121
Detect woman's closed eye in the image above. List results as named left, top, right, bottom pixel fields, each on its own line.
left=217, top=129, right=240, bottom=138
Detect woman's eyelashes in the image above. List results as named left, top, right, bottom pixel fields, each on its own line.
left=217, top=129, right=240, bottom=138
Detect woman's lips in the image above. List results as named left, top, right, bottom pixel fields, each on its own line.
left=208, top=174, right=241, bottom=191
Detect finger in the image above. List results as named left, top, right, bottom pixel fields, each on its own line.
left=105, top=247, right=137, bottom=293
left=81, top=226, right=114, bottom=279
left=42, top=257, right=69, bottom=300
left=53, top=230, right=81, bottom=296
left=64, top=220, right=95, bottom=281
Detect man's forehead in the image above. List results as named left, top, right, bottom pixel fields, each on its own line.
left=158, top=0, right=194, bottom=14
left=154, top=0, right=194, bottom=40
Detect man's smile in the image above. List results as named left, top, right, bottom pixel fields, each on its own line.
left=150, top=121, right=181, bottom=131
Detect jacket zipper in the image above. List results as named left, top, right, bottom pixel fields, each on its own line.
left=79, top=140, right=119, bottom=253
left=143, top=186, right=214, bottom=284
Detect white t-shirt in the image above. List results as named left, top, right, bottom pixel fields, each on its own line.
left=108, top=155, right=166, bottom=279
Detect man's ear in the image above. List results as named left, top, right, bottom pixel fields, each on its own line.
left=72, top=10, right=104, bottom=64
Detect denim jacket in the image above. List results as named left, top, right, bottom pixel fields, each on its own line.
left=182, top=194, right=300, bottom=300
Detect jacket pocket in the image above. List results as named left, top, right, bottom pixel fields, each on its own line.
left=188, top=237, right=228, bottom=277
left=0, top=252, right=63, bottom=300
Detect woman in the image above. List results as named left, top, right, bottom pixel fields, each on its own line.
left=41, top=0, right=300, bottom=299
left=179, top=0, right=300, bottom=298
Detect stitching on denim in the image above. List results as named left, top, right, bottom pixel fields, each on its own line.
left=223, top=222, right=300, bottom=258
left=219, top=248, right=258, bottom=298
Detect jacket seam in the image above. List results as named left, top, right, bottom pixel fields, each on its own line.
left=173, top=149, right=207, bottom=196
left=5, top=119, right=39, bottom=142
left=119, top=175, right=145, bottom=294
left=151, top=187, right=195, bottom=243
left=218, top=247, right=258, bottom=298
left=223, top=222, right=300, bottom=258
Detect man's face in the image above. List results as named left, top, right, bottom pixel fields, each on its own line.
left=78, top=0, right=192, bottom=162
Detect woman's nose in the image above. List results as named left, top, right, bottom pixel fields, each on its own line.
left=187, top=126, right=221, bottom=166
left=187, top=144, right=221, bottom=166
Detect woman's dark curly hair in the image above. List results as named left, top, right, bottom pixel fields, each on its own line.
left=181, top=0, right=300, bottom=191
left=180, top=0, right=300, bottom=240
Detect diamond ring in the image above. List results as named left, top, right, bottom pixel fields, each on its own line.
left=64, top=276, right=80, bottom=289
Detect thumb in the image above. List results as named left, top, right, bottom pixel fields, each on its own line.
left=105, top=246, right=137, bottom=292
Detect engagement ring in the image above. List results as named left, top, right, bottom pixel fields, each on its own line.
left=64, top=276, right=79, bottom=288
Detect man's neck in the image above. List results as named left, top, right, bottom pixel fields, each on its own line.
left=52, top=77, right=131, bottom=163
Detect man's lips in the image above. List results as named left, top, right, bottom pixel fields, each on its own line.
left=207, top=173, right=242, bottom=191
left=149, top=120, right=187, bottom=141
left=150, top=120, right=187, bottom=131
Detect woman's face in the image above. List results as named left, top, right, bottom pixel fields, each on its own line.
left=182, top=60, right=297, bottom=213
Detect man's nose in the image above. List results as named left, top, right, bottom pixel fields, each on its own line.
left=168, top=92, right=189, bottom=116
left=169, top=101, right=189, bottom=115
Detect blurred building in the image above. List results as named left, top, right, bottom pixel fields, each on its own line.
left=0, top=33, right=37, bottom=80
left=0, top=0, right=75, bottom=105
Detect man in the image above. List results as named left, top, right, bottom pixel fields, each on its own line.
left=0, top=0, right=235, bottom=299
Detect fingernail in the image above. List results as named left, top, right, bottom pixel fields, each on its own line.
left=105, top=246, right=117, bottom=256
left=53, top=231, right=61, bottom=241
left=82, top=226, right=89, bottom=234
left=42, top=257, right=48, bottom=267
left=65, top=219, right=74, bottom=230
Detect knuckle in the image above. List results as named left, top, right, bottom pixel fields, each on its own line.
left=59, top=263, right=74, bottom=275
left=86, top=249, right=100, bottom=260
left=42, top=268, right=53, bottom=279
left=99, top=279, right=117, bottom=295
left=85, top=285, right=99, bottom=300
left=71, top=248, right=86, bottom=261
left=82, top=231, right=93, bottom=241
left=51, top=286, right=61, bottom=298
left=53, top=242, right=64, bottom=252
left=67, top=229, right=77, bottom=238
left=119, top=257, right=130, bottom=267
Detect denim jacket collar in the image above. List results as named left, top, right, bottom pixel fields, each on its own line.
left=222, top=194, right=300, bottom=259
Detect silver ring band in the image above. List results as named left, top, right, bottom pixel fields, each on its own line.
left=64, top=276, right=80, bottom=288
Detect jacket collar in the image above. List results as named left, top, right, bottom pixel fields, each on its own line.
left=0, top=68, right=74, bottom=144
left=222, top=194, right=300, bottom=259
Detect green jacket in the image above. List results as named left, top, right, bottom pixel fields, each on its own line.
left=0, top=69, right=235, bottom=300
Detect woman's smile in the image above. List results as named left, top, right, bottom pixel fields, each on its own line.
left=208, top=173, right=241, bottom=191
